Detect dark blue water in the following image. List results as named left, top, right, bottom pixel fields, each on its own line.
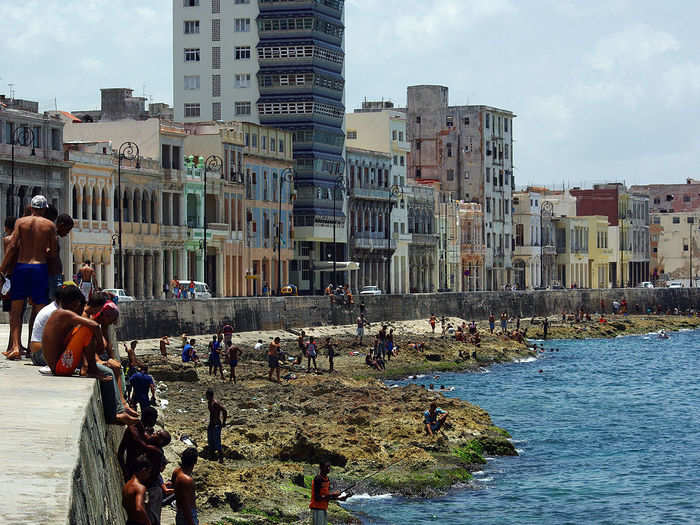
left=343, top=329, right=700, bottom=524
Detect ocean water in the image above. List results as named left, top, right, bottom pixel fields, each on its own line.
left=343, top=329, right=700, bottom=524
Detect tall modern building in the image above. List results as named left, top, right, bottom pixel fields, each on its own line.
left=173, top=0, right=346, bottom=294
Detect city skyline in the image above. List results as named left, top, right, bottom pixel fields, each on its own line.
left=2, top=0, right=699, bottom=187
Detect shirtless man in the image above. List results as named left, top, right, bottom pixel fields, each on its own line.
left=268, top=337, right=281, bottom=383
left=227, top=344, right=239, bottom=383
left=1, top=195, right=56, bottom=360
left=206, top=388, right=227, bottom=463
left=78, top=261, right=97, bottom=300
left=122, top=454, right=153, bottom=525
left=172, top=447, right=199, bottom=525
left=159, top=336, right=170, bottom=360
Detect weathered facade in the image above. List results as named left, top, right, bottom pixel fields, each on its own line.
left=459, top=201, right=484, bottom=291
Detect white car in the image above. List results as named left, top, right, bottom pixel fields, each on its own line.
left=360, top=285, right=382, bottom=295
left=667, top=281, right=683, bottom=289
left=638, top=281, right=654, bottom=289
left=103, top=288, right=135, bottom=302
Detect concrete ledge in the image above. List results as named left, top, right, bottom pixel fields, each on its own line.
left=115, top=288, right=700, bottom=340
left=0, top=359, right=126, bottom=525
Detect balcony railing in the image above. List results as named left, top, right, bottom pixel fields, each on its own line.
left=349, top=186, right=392, bottom=200
left=411, top=233, right=438, bottom=245
left=352, top=237, right=397, bottom=251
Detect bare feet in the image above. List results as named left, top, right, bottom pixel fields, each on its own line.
left=124, top=406, right=139, bottom=418
left=85, top=368, right=113, bottom=382
left=5, top=350, right=21, bottom=360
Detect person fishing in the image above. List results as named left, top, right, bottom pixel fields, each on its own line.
left=309, top=462, right=348, bottom=525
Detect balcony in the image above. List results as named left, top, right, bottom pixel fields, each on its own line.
left=208, top=222, right=229, bottom=232
left=258, top=0, right=344, bottom=17
left=349, top=186, right=392, bottom=201
left=411, top=233, right=438, bottom=246
left=352, top=236, right=397, bottom=251
left=257, top=16, right=344, bottom=47
left=161, top=225, right=186, bottom=240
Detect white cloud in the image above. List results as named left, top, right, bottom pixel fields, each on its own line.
left=588, top=23, right=680, bottom=72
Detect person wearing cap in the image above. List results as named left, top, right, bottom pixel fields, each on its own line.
left=1, top=195, right=56, bottom=360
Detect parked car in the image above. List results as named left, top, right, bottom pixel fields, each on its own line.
left=667, top=281, right=683, bottom=289
left=360, top=285, right=382, bottom=296
left=638, top=281, right=654, bottom=289
left=281, top=284, right=298, bottom=296
left=103, top=288, right=135, bottom=303
left=174, top=280, right=212, bottom=299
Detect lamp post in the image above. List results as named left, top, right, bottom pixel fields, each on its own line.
left=10, top=126, right=36, bottom=217
left=539, top=200, right=553, bottom=289
left=203, top=154, right=223, bottom=289
left=331, top=159, right=346, bottom=289
left=276, top=168, right=294, bottom=295
left=117, top=141, right=140, bottom=291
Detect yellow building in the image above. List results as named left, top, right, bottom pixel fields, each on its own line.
left=587, top=216, right=613, bottom=289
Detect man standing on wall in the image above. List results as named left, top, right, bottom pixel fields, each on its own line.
left=78, top=261, right=97, bottom=300
left=1, top=195, right=56, bottom=360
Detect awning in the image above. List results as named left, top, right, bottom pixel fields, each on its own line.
left=314, top=261, right=359, bottom=271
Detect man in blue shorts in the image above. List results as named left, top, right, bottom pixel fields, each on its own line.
left=424, top=402, right=449, bottom=437
left=130, top=365, right=156, bottom=414
left=208, top=335, right=224, bottom=379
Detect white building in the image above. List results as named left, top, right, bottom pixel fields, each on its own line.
left=173, top=0, right=260, bottom=123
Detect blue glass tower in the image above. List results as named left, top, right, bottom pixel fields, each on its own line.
left=256, top=0, right=346, bottom=227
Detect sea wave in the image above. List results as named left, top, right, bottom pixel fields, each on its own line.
left=472, top=471, right=485, bottom=475
left=346, top=493, right=393, bottom=502
left=515, top=357, right=537, bottom=363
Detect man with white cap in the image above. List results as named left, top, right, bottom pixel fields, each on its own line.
left=0, top=195, right=56, bottom=360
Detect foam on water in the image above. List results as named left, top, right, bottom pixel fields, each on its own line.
left=346, top=493, right=393, bottom=502
left=515, top=356, right=537, bottom=363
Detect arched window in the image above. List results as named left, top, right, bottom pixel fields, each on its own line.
left=72, top=186, right=79, bottom=220
left=91, top=187, right=98, bottom=221
left=151, top=193, right=157, bottom=224
left=272, top=173, right=278, bottom=202
left=81, top=186, right=88, bottom=220
left=101, top=188, right=107, bottom=222
left=133, top=190, right=141, bottom=222
left=141, top=191, right=148, bottom=223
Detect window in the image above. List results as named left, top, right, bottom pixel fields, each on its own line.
left=51, top=128, right=61, bottom=151
left=505, top=118, right=509, bottom=132
left=393, top=155, right=398, bottom=165
left=447, top=169, right=454, bottom=181
left=235, top=102, right=251, bottom=115
left=392, top=130, right=397, bottom=140
left=211, top=18, right=220, bottom=40
left=446, top=116, right=453, bottom=127
left=212, top=46, right=221, bottom=68
left=279, top=139, right=284, bottom=152
left=416, top=168, right=422, bottom=178
left=270, top=137, right=276, bottom=152
left=486, top=167, right=491, bottom=182
left=184, top=48, right=200, bottom=61
left=400, top=156, right=405, bottom=166
left=688, top=216, right=695, bottom=224
left=347, top=130, right=357, bottom=139
left=184, top=0, right=199, bottom=5
left=261, top=136, right=267, bottom=150
left=212, top=74, right=221, bottom=97
left=464, top=117, right=470, bottom=126
left=672, top=217, right=680, bottom=224
left=211, top=0, right=220, bottom=13
left=485, top=113, right=490, bottom=129
left=234, top=0, right=249, bottom=3
left=184, top=75, right=200, bottom=90
left=684, top=195, right=691, bottom=202
left=653, top=198, right=660, bottom=204
left=235, top=46, right=251, bottom=60
left=416, top=116, right=421, bottom=124
left=235, top=73, right=251, bottom=88
left=515, top=223, right=524, bottom=246
left=486, top=141, right=491, bottom=155
left=505, top=144, right=509, bottom=159
left=184, top=20, right=199, bottom=34
left=446, top=143, right=452, bottom=157
left=235, top=18, right=250, bottom=32
left=416, top=139, right=421, bottom=150
left=184, top=103, right=200, bottom=118
left=212, top=102, right=221, bottom=121
left=399, top=131, right=404, bottom=141
left=251, top=134, right=257, bottom=147
left=653, top=216, right=660, bottom=224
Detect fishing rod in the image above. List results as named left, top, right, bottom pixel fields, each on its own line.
left=341, top=456, right=407, bottom=494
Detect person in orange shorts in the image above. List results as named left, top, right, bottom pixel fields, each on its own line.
left=41, top=300, right=108, bottom=379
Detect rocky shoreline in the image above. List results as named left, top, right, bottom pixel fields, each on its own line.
left=129, top=315, right=700, bottom=524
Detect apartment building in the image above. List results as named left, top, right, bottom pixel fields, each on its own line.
left=458, top=202, right=484, bottom=291
left=403, top=85, right=515, bottom=290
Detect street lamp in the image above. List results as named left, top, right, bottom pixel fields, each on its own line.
left=539, top=200, right=553, bottom=289
left=10, top=126, right=36, bottom=217
left=331, top=158, right=346, bottom=289
left=117, top=141, right=140, bottom=291
left=277, top=167, right=294, bottom=295
left=203, top=154, right=223, bottom=289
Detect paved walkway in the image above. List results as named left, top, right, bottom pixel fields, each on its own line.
left=0, top=324, right=98, bottom=524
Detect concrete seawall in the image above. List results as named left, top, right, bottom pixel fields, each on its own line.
left=0, top=359, right=126, bottom=525
left=116, top=288, right=700, bottom=340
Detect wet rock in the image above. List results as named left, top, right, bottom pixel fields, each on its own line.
left=477, top=436, right=518, bottom=456
left=277, top=431, right=347, bottom=467
left=148, top=362, right=199, bottom=382
left=425, top=354, right=442, bottom=362
left=225, top=491, right=243, bottom=511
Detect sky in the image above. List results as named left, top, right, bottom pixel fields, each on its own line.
left=2, top=0, right=699, bottom=188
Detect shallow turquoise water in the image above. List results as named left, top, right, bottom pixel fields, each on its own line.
left=343, top=328, right=700, bottom=524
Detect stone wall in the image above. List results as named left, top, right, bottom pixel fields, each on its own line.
left=115, top=288, right=700, bottom=340
left=69, top=382, right=127, bottom=525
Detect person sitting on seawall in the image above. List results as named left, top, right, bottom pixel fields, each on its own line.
left=424, top=402, right=449, bottom=437
left=29, top=282, right=81, bottom=366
